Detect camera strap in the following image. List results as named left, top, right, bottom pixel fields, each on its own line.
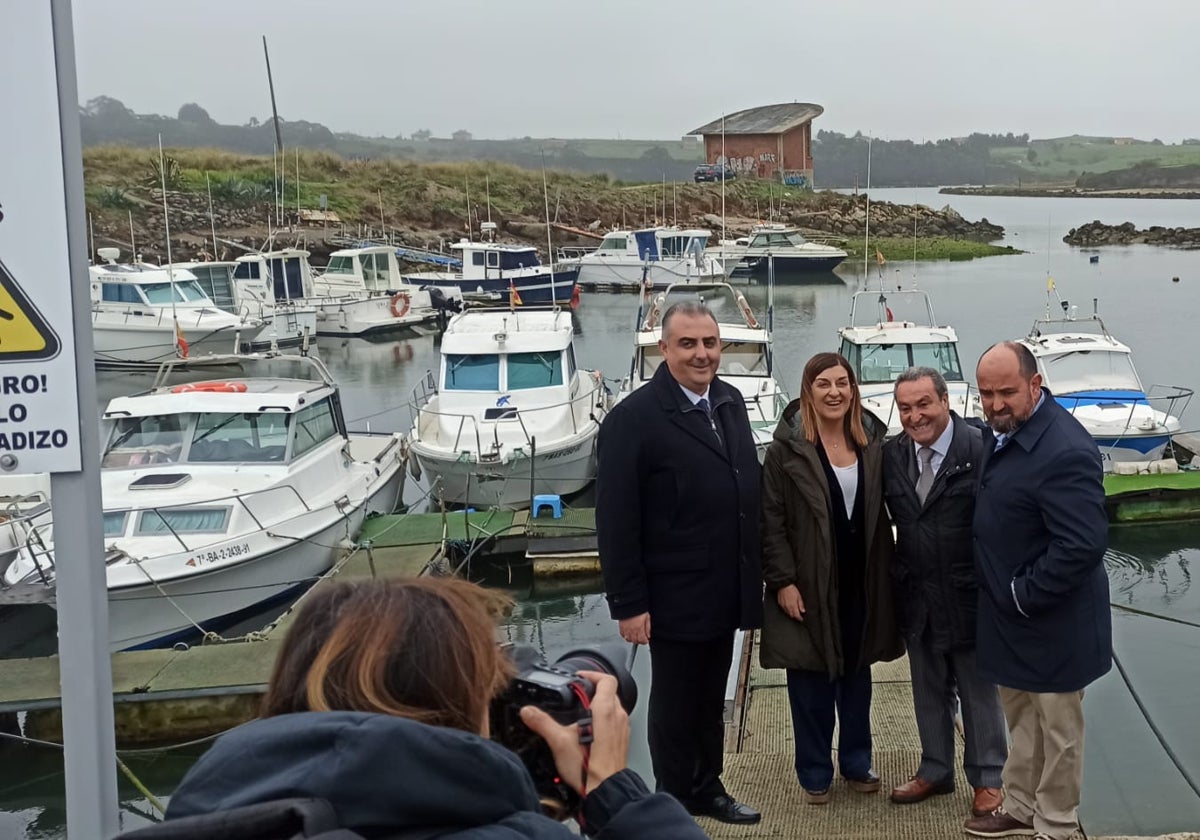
left=569, top=683, right=594, bottom=832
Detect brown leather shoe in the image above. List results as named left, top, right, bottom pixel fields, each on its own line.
left=972, top=787, right=1003, bottom=817
left=963, top=808, right=1036, bottom=837
left=890, top=775, right=954, bottom=804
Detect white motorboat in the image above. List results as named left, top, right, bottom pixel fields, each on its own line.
left=90, top=250, right=253, bottom=366
left=616, top=280, right=789, bottom=461
left=560, top=226, right=732, bottom=290
left=1017, top=299, right=1192, bottom=468
left=714, top=223, right=847, bottom=275
left=403, top=222, right=578, bottom=305
left=315, top=245, right=446, bottom=336
left=407, top=306, right=609, bottom=509
left=0, top=354, right=407, bottom=651
left=836, top=288, right=972, bottom=438
left=174, top=260, right=317, bottom=349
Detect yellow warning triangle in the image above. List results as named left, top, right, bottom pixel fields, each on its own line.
left=0, top=256, right=60, bottom=362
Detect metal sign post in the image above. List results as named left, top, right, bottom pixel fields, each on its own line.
left=0, top=1, right=119, bottom=835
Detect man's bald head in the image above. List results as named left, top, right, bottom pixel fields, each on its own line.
left=976, top=341, right=1043, bottom=435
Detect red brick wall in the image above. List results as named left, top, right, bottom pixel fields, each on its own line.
left=702, top=123, right=814, bottom=182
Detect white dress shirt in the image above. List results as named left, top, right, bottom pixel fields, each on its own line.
left=914, top=418, right=955, bottom=478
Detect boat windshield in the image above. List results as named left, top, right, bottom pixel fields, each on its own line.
left=596, top=235, right=627, bottom=253
left=659, top=286, right=746, bottom=325
left=639, top=341, right=768, bottom=379
left=748, top=230, right=806, bottom=249
left=1042, top=350, right=1141, bottom=393
left=445, top=354, right=500, bottom=391
left=326, top=255, right=355, bottom=274
left=842, top=340, right=964, bottom=384
left=508, top=351, right=564, bottom=389
left=190, top=412, right=291, bottom=462
left=140, top=280, right=210, bottom=304
left=102, top=414, right=186, bottom=467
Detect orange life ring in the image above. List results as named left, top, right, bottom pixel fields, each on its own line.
left=171, top=381, right=248, bottom=394
left=736, top=293, right=759, bottom=328
left=390, top=291, right=411, bottom=318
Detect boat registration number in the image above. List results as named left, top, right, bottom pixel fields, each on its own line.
left=185, top=542, right=252, bottom=567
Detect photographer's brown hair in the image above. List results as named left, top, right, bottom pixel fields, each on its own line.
left=261, top=577, right=515, bottom=735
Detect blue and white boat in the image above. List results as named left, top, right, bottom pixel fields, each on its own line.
left=402, top=223, right=577, bottom=305
left=560, top=226, right=734, bottom=290
left=1018, top=304, right=1192, bottom=469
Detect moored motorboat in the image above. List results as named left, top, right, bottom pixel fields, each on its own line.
left=0, top=354, right=407, bottom=651
left=560, top=226, right=731, bottom=290
left=714, top=222, right=847, bottom=275
left=314, top=245, right=448, bottom=336
left=1016, top=298, right=1192, bottom=469
left=616, top=280, right=788, bottom=461
left=407, top=306, right=609, bottom=509
left=173, top=259, right=317, bottom=349
left=836, top=288, right=972, bottom=438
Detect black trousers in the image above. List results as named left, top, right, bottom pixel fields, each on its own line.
left=647, top=633, right=735, bottom=803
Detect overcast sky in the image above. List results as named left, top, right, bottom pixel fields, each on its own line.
left=72, top=0, right=1199, bottom=142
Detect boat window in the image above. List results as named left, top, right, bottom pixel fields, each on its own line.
left=136, top=507, right=229, bottom=535
left=660, top=237, right=687, bottom=258
left=838, top=341, right=861, bottom=374
left=598, top=236, right=626, bottom=253
left=190, top=412, right=291, bottom=462
left=140, top=283, right=188, bottom=304
left=500, top=250, right=539, bottom=270
left=103, top=511, right=128, bottom=537
left=1043, top=350, right=1141, bottom=393
left=102, top=415, right=185, bottom=467
left=566, top=345, right=578, bottom=381
left=327, top=255, right=355, bottom=275
left=472, top=252, right=485, bottom=266
left=910, top=342, right=964, bottom=382
left=487, top=251, right=500, bottom=269
left=269, top=257, right=306, bottom=301
left=233, top=261, right=261, bottom=280
left=444, top=354, right=500, bottom=391
left=175, top=280, right=210, bottom=302
left=640, top=346, right=665, bottom=379
left=292, top=399, right=339, bottom=458
left=190, top=266, right=236, bottom=310
left=719, top=341, right=768, bottom=375
left=857, top=343, right=911, bottom=383
left=507, top=351, right=564, bottom=389
left=101, top=283, right=143, bottom=304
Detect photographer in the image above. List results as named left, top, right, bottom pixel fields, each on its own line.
left=120, top=577, right=704, bottom=839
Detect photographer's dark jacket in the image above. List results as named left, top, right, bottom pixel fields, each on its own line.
left=883, top=412, right=984, bottom=652
left=596, top=363, right=763, bottom=639
left=758, top=401, right=903, bottom=677
left=160, top=711, right=706, bottom=839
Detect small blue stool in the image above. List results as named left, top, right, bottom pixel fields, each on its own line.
left=532, top=493, right=563, bottom=519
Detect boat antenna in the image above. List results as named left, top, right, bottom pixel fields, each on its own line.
left=157, top=135, right=182, bottom=356
left=87, top=212, right=95, bottom=263
left=540, top=149, right=557, bottom=308
left=378, top=188, right=386, bottom=241
left=262, top=36, right=284, bottom=226
left=464, top=176, right=473, bottom=240
left=206, top=172, right=218, bottom=260
left=486, top=175, right=492, bottom=223
left=128, top=210, right=136, bottom=260
left=862, top=133, right=872, bottom=279
left=720, top=112, right=726, bottom=245
left=295, top=148, right=301, bottom=223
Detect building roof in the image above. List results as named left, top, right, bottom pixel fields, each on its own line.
left=690, top=103, right=824, bottom=136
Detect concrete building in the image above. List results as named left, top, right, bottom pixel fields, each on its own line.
left=690, top=103, right=823, bottom=187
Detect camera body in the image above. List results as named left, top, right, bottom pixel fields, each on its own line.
left=490, top=642, right=637, bottom=815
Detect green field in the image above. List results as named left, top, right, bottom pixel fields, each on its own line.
left=990, top=136, right=1200, bottom=181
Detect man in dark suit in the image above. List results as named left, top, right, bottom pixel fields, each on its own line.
left=964, top=342, right=1111, bottom=840
left=596, top=300, right=763, bottom=825
left=883, top=367, right=1007, bottom=818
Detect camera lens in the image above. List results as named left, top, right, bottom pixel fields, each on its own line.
left=552, top=642, right=638, bottom=714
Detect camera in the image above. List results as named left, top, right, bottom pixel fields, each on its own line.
left=490, top=642, right=638, bottom=816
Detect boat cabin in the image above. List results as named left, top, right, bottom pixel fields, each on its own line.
left=743, top=224, right=812, bottom=250
left=592, top=227, right=711, bottom=262
left=837, top=290, right=965, bottom=385
left=1021, top=328, right=1142, bottom=397
left=450, top=240, right=546, bottom=281
left=323, top=246, right=406, bottom=294
left=90, top=264, right=220, bottom=309
left=234, top=249, right=315, bottom=302
left=100, top=379, right=345, bottom=469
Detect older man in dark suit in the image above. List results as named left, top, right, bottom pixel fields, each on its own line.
left=596, top=300, right=763, bottom=825
left=964, top=342, right=1111, bottom=840
left=882, top=367, right=1007, bottom=819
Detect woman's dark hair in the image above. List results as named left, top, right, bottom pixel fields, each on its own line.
left=798, top=351, right=867, bottom=448
left=260, top=577, right=515, bottom=734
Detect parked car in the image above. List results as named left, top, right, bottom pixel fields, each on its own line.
left=693, top=163, right=737, bottom=183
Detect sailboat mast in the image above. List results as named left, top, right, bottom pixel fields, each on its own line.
left=262, top=36, right=284, bottom=226
left=157, top=135, right=178, bottom=330
left=863, top=135, right=872, bottom=278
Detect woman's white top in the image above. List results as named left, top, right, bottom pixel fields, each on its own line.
left=832, top=460, right=858, bottom=518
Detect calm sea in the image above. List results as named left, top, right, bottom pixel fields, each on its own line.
left=2, top=188, right=1199, bottom=837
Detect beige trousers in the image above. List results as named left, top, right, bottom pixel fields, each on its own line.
left=999, top=686, right=1086, bottom=840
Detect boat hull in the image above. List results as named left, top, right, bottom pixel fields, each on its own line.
left=739, top=253, right=846, bottom=274
left=314, top=295, right=439, bottom=337
left=405, top=267, right=579, bottom=305
left=573, top=260, right=725, bottom=290
left=93, top=319, right=247, bottom=366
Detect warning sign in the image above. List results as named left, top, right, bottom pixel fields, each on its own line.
left=0, top=4, right=84, bottom=473
left=0, top=257, right=61, bottom=362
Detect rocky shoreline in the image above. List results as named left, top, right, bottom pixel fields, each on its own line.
left=941, top=185, right=1200, bottom=200
left=1063, top=220, right=1200, bottom=249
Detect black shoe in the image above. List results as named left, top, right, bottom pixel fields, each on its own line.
left=685, top=793, right=762, bottom=825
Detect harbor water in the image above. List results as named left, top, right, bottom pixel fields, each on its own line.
left=2, top=189, right=1200, bottom=836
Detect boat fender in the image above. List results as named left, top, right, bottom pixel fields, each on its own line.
left=736, top=292, right=759, bottom=328
left=171, top=381, right=249, bottom=394
left=390, top=291, right=411, bottom=318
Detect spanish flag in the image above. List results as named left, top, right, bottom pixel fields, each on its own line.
left=1047, top=276, right=1056, bottom=292
left=509, top=281, right=523, bottom=308
left=174, top=320, right=189, bottom=359
left=876, top=248, right=886, bottom=267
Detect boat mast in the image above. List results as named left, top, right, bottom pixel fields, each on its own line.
left=541, top=150, right=557, bottom=307
left=263, top=36, right=284, bottom=227
left=156, top=135, right=180, bottom=348
left=862, top=134, right=872, bottom=279
left=206, top=172, right=218, bottom=259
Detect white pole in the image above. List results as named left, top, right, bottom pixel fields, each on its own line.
left=206, top=172, right=218, bottom=259
left=863, top=135, right=872, bottom=278
left=158, top=135, right=179, bottom=332
left=720, top=113, right=726, bottom=244
left=541, top=151, right=556, bottom=307
left=87, top=211, right=94, bottom=262
left=47, top=0, right=120, bottom=832
left=295, top=147, right=300, bottom=217
left=128, top=209, right=136, bottom=259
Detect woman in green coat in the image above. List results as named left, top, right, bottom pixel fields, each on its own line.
left=759, top=352, right=903, bottom=804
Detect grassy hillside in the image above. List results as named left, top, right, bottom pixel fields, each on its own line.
left=989, top=136, right=1200, bottom=181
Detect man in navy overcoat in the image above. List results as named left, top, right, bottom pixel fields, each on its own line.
left=596, top=300, right=763, bottom=825
left=965, top=342, right=1111, bottom=840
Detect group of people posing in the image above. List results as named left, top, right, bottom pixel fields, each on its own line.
left=596, top=300, right=1112, bottom=840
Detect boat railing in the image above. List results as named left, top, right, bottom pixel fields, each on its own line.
left=148, top=350, right=338, bottom=390
left=845, top=288, right=940, bottom=328
left=1053, top=385, right=1194, bottom=437
left=557, top=246, right=594, bottom=260
left=11, top=483, right=319, bottom=578
left=94, top=304, right=253, bottom=331
left=408, top=371, right=606, bottom=456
